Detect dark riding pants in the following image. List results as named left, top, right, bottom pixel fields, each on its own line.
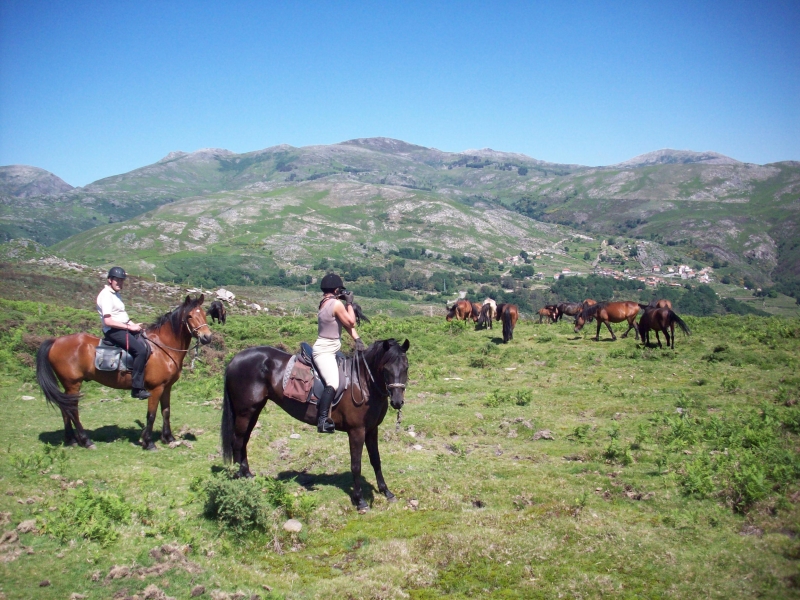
left=104, top=329, right=148, bottom=390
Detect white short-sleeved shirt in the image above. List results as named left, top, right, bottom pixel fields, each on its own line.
left=96, top=285, right=130, bottom=333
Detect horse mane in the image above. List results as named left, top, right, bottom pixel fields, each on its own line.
left=578, top=302, right=603, bottom=320
left=147, top=296, right=203, bottom=336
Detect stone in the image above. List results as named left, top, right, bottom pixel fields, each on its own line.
left=283, top=519, right=302, bottom=533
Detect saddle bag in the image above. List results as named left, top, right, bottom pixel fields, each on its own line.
left=283, top=358, right=315, bottom=402
left=94, top=340, right=134, bottom=372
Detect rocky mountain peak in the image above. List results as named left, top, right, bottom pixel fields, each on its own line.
left=0, top=165, right=73, bottom=198
left=611, top=149, right=741, bottom=168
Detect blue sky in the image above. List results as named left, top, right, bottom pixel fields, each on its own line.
left=1, top=1, right=798, bottom=186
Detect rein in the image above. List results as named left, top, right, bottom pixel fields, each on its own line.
left=143, top=319, right=203, bottom=368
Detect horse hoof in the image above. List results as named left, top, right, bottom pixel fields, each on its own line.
left=385, top=493, right=397, bottom=503
left=86, top=444, right=97, bottom=451
left=356, top=500, right=369, bottom=513
left=143, top=443, right=158, bottom=451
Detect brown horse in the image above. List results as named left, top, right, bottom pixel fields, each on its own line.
left=445, top=299, right=472, bottom=322
left=574, top=301, right=640, bottom=341
left=638, top=307, right=691, bottom=349
left=221, top=339, right=410, bottom=512
left=36, top=295, right=212, bottom=450
left=207, top=300, right=227, bottom=325
left=495, top=303, right=519, bottom=343
left=537, top=305, right=557, bottom=324
left=554, top=299, right=595, bottom=322
left=470, top=302, right=482, bottom=323
left=639, top=299, right=673, bottom=311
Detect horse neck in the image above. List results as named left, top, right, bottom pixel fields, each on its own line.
left=150, top=319, right=192, bottom=359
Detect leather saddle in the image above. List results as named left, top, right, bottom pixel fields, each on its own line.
left=284, top=342, right=352, bottom=406
left=94, top=339, right=134, bottom=372
left=94, top=338, right=151, bottom=372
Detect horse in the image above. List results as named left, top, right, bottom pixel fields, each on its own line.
left=495, top=303, right=519, bottom=343
left=445, top=299, right=472, bottom=322
left=638, top=299, right=673, bottom=311
left=221, top=339, right=410, bottom=512
left=36, top=295, right=212, bottom=450
left=555, top=301, right=584, bottom=322
left=574, top=301, right=640, bottom=341
left=537, top=305, right=558, bottom=324
left=477, top=299, right=496, bottom=329
left=207, top=300, right=227, bottom=325
left=470, top=302, right=483, bottom=323
left=638, top=307, right=690, bottom=349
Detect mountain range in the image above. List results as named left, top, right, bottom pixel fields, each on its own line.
left=1, top=138, right=798, bottom=291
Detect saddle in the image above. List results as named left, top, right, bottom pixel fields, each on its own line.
left=282, top=342, right=352, bottom=406
left=94, top=338, right=151, bottom=372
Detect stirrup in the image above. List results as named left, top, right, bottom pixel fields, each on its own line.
left=317, top=417, right=335, bottom=434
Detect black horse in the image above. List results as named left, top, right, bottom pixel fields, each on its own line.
left=638, top=307, right=690, bottom=349
left=221, top=339, right=410, bottom=512
left=207, top=300, right=227, bottom=325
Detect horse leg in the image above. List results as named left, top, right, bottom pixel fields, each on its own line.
left=605, top=321, right=617, bottom=341
left=159, top=385, right=175, bottom=444
left=594, top=320, right=602, bottom=341
left=60, top=408, right=78, bottom=447
left=655, top=331, right=663, bottom=349
left=61, top=383, right=95, bottom=449
left=234, top=402, right=265, bottom=478
left=666, top=326, right=673, bottom=350
left=140, top=386, right=165, bottom=451
left=348, top=428, right=369, bottom=512
left=365, top=427, right=395, bottom=502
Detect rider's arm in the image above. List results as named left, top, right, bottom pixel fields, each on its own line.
left=103, top=315, right=142, bottom=332
left=332, top=300, right=360, bottom=341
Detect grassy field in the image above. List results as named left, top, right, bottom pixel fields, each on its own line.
left=1, top=298, right=799, bottom=599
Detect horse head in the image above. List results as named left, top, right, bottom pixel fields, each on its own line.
left=373, top=339, right=410, bottom=410
left=184, top=294, right=213, bottom=345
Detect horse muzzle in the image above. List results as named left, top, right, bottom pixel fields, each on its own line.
left=387, top=383, right=405, bottom=410
left=198, top=332, right=213, bottom=345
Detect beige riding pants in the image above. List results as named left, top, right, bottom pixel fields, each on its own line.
left=312, top=337, right=340, bottom=389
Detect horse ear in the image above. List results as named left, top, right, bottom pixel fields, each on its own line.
left=198, top=294, right=205, bottom=305
left=401, top=339, right=410, bottom=352
left=184, top=295, right=192, bottom=305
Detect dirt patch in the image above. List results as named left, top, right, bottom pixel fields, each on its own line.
left=105, top=544, right=202, bottom=582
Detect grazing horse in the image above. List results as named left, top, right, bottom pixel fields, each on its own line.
left=207, top=300, right=227, bottom=325
left=477, top=303, right=494, bottom=329
left=445, top=299, right=472, bottom=322
left=574, top=301, right=640, bottom=341
left=555, top=301, right=584, bottom=322
left=221, top=339, right=410, bottom=512
left=638, top=307, right=690, bottom=349
left=470, top=302, right=483, bottom=323
left=36, top=295, right=212, bottom=450
left=495, top=303, right=520, bottom=343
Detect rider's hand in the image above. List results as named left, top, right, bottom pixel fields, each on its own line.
left=355, top=338, right=366, bottom=352
left=128, top=322, right=142, bottom=333
left=341, top=291, right=354, bottom=306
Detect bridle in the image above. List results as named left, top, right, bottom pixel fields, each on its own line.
left=143, top=308, right=210, bottom=366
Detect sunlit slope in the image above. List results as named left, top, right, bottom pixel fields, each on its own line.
left=52, top=178, right=568, bottom=277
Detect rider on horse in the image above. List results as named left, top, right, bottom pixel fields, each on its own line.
left=313, top=273, right=365, bottom=433
left=96, top=267, right=150, bottom=399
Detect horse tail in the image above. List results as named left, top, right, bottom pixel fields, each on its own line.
left=638, top=303, right=649, bottom=310
left=502, top=307, right=513, bottom=342
left=220, top=367, right=235, bottom=464
left=670, top=311, right=691, bottom=336
left=36, top=339, right=80, bottom=411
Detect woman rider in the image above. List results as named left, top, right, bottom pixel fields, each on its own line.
left=313, top=273, right=366, bottom=433
left=96, top=267, right=150, bottom=399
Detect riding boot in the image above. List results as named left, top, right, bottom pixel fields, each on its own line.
left=317, top=385, right=336, bottom=434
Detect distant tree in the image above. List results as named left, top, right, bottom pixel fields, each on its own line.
left=517, top=167, right=528, bottom=176
left=520, top=250, right=528, bottom=259
left=721, top=275, right=732, bottom=284
left=583, top=252, right=591, bottom=260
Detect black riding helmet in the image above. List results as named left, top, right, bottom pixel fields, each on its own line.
left=107, top=266, right=127, bottom=280
left=320, top=272, right=344, bottom=292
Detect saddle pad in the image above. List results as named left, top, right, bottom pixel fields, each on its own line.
left=94, top=345, right=133, bottom=372
left=283, top=356, right=316, bottom=403
left=283, top=350, right=354, bottom=406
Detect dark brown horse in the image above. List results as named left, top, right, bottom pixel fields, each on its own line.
left=638, top=307, right=691, bottom=349
left=446, top=299, right=472, bottom=322
left=537, top=305, right=557, bottom=324
left=477, top=303, right=494, bottom=329
left=207, top=300, right=227, bottom=325
left=574, top=301, right=640, bottom=341
left=36, top=295, right=212, bottom=450
left=495, top=303, right=519, bottom=343
left=221, top=339, right=410, bottom=512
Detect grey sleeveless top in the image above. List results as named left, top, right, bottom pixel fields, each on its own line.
left=317, top=297, right=342, bottom=339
